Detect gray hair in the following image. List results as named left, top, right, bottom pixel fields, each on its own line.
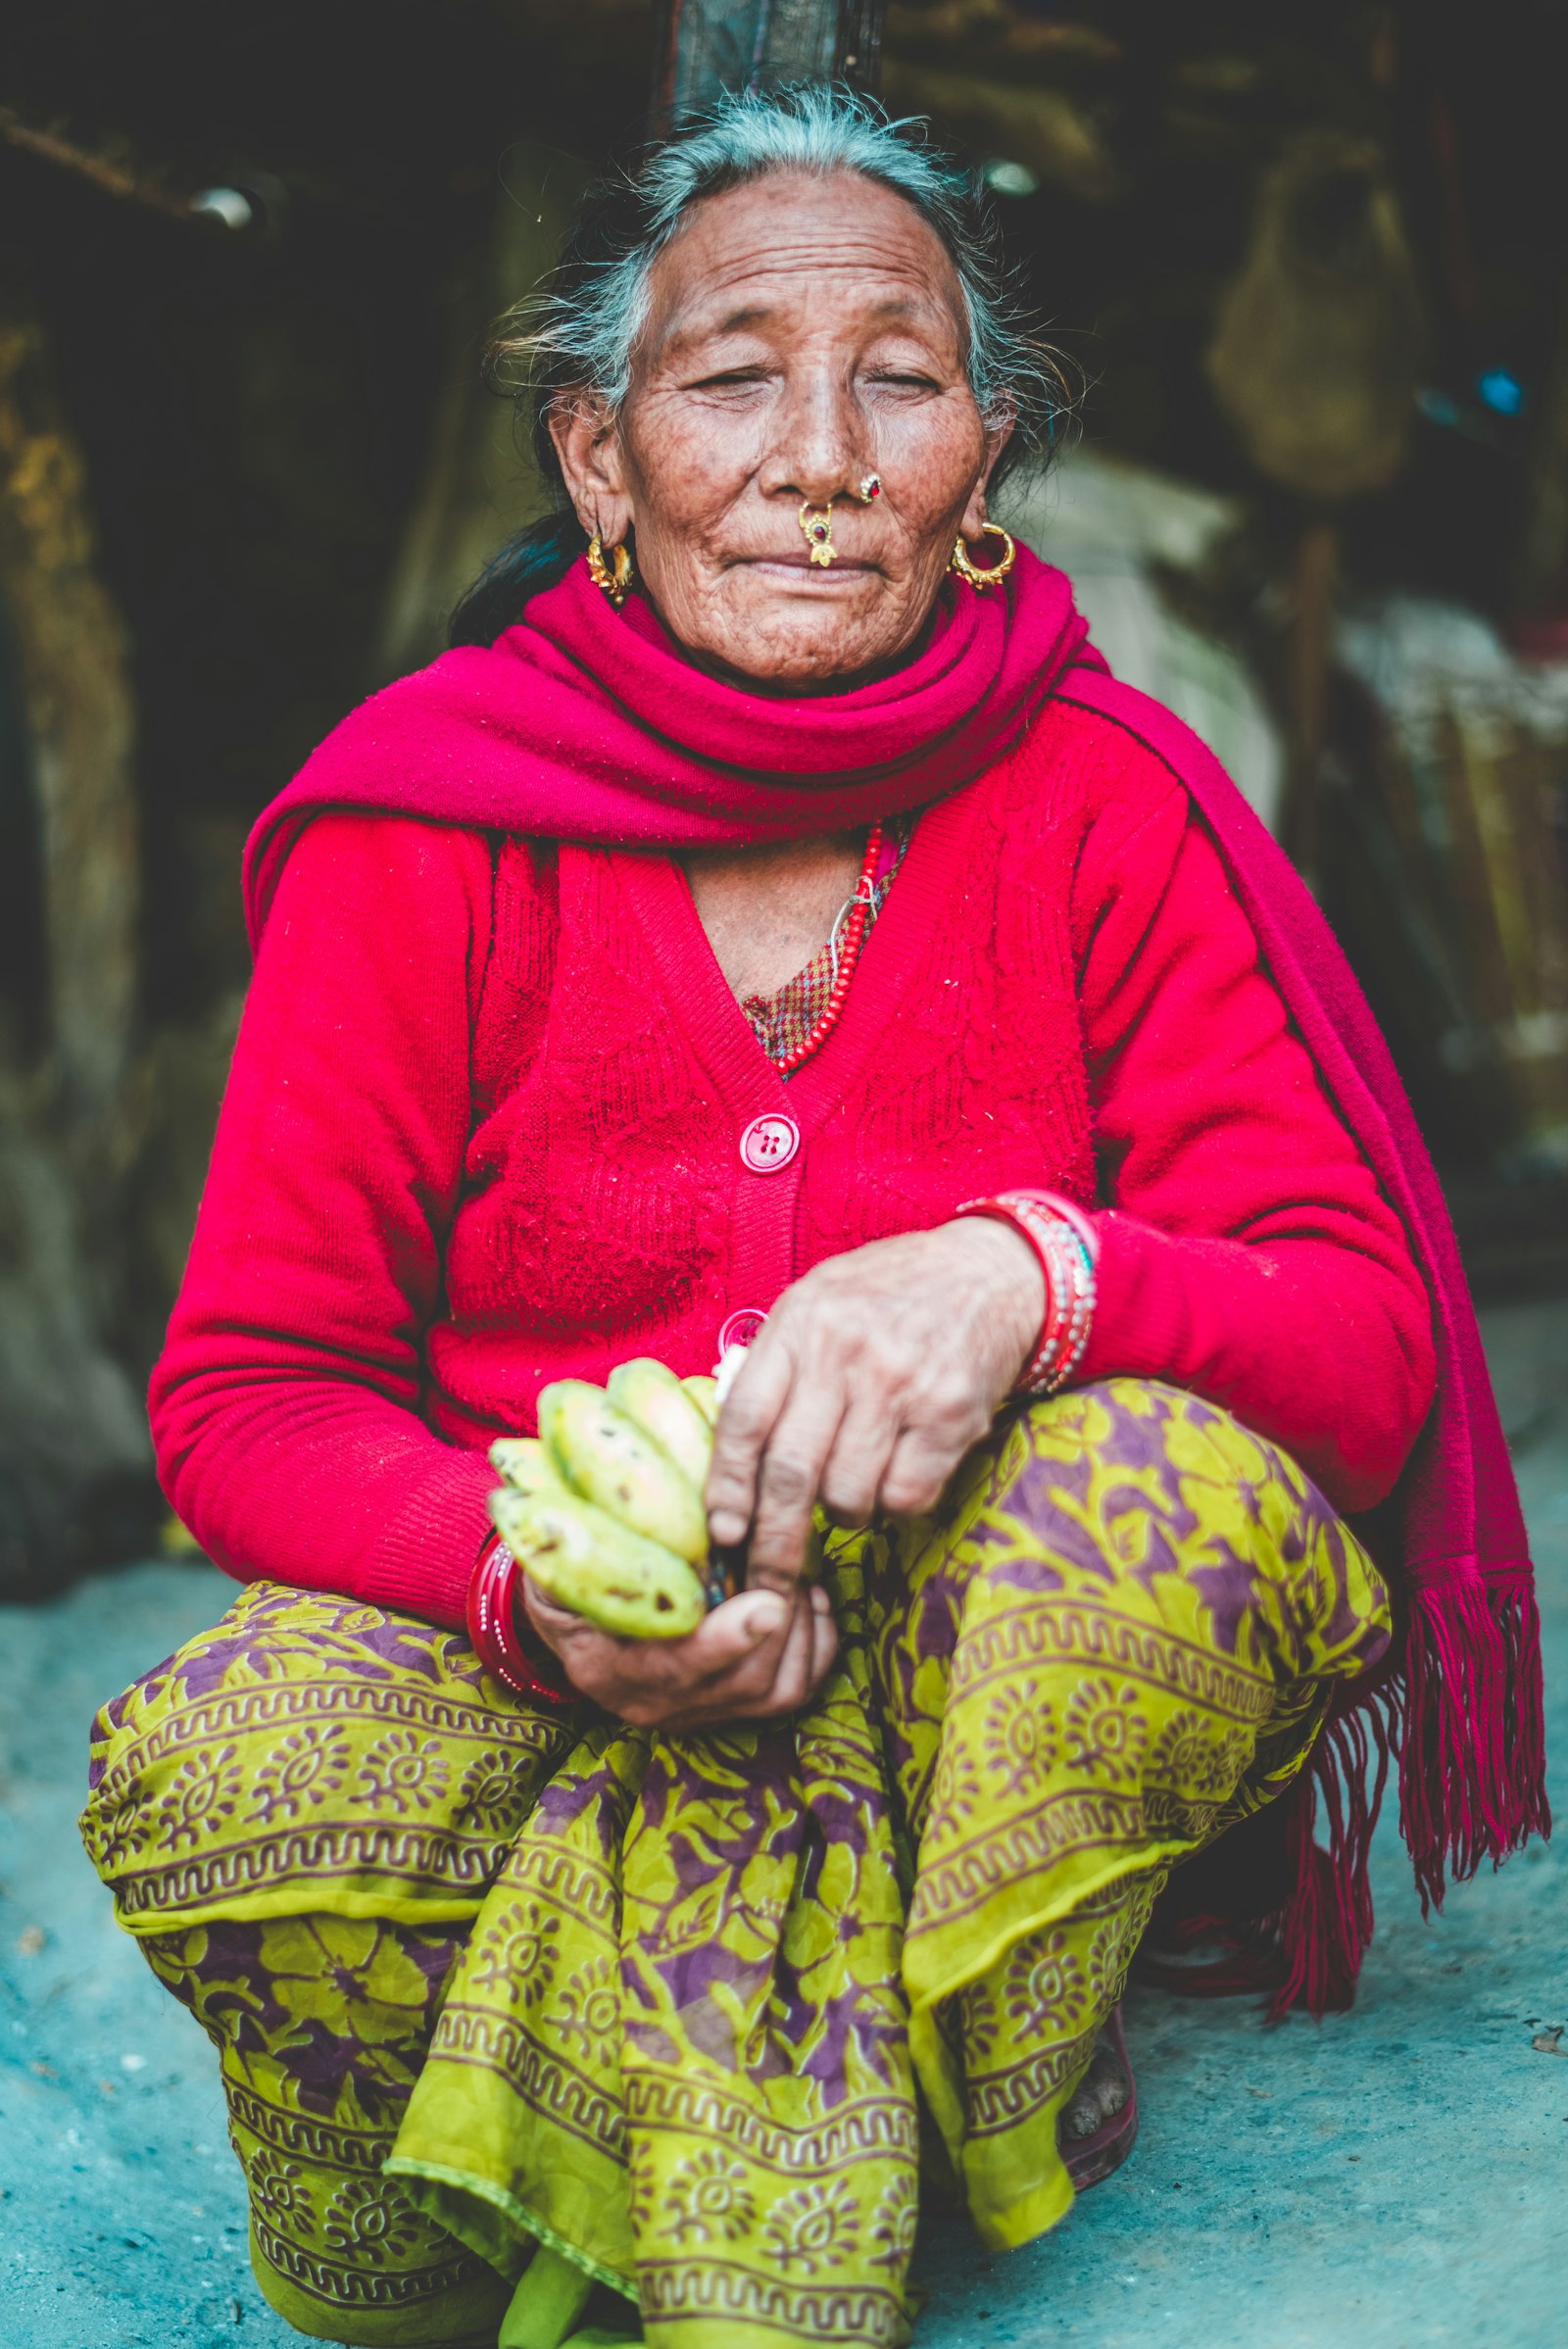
left=495, top=83, right=1071, bottom=458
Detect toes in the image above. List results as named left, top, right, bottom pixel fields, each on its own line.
left=1061, top=2039, right=1129, bottom=2139
left=1091, top=2045, right=1129, bottom=2122
left=1062, top=2080, right=1104, bottom=2139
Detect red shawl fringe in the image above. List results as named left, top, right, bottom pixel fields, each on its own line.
left=1059, top=664, right=1549, bottom=2017
left=1267, top=1575, right=1545, bottom=2017
left=1146, top=1576, right=1548, bottom=2018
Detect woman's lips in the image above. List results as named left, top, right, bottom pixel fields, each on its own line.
left=741, top=554, right=876, bottom=576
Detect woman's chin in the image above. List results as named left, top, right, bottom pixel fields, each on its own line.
left=685, top=576, right=919, bottom=690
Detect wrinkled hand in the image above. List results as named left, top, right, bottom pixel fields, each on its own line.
left=706, top=1217, right=1044, bottom=1585
left=521, top=1217, right=1042, bottom=1732
left=522, top=1578, right=838, bottom=1733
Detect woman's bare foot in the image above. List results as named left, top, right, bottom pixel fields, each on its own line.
left=1060, top=2027, right=1132, bottom=2143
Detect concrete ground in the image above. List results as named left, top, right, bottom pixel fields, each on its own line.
left=3, top=1300, right=1564, bottom=2349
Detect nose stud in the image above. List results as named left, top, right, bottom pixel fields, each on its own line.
left=798, top=503, right=836, bottom=565
left=858, top=473, right=881, bottom=503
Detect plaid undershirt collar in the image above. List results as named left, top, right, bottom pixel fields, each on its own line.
left=739, top=814, right=913, bottom=1071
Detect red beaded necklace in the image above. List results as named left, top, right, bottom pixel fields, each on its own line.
left=774, top=822, right=885, bottom=1077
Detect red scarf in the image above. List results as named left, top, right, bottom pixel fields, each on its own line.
left=243, top=545, right=1546, bottom=2009
left=245, top=554, right=1089, bottom=945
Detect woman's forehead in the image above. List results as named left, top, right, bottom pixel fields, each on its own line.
left=644, top=171, right=965, bottom=353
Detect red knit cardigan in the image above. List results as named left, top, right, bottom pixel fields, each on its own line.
left=152, top=696, right=1436, bottom=1637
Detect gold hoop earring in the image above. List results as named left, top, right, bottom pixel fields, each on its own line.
left=587, top=532, right=634, bottom=608
left=798, top=503, right=836, bottom=566
left=949, top=524, right=1016, bottom=592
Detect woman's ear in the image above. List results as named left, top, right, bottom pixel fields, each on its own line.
left=547, top=390, right=633, bottom=545
left=959, top=404, right=1016, bottom=539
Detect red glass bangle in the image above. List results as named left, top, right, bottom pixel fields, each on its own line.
left=466, top=1532, right=574, bottom=1708
left=1030, top=1221, right=1095, bottom=1394
left=1019, top=1188, right=1101, bottom=1266
left=955, top=1191, right=1098, bottom=1395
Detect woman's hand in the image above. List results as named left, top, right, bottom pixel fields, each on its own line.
left=707, top=1214, right=1045, bottom=1585
left=520, top=1216, right=1041, bottom=1733
left=521, top=1577, right=838, bottom=1733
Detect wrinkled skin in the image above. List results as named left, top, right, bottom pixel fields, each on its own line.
left=526, top=1219, right=1042, bottom=1729
left=531, top=170, right=1043, bottom=1727
left=549, top=169, right=1007, bottom=690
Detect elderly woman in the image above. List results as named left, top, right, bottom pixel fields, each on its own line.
left=83, top=89, right=1542, bottom=2349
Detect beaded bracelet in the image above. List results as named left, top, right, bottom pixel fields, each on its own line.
left=466, top=1531, right=575, bottom=1708
left=955, top=1190, right=1099, bottom=1396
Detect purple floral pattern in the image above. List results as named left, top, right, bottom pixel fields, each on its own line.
left=82, top=1377, right=1393, bottom=2342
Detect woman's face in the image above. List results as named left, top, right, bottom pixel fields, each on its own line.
left=550, top=171, right=1010, bottom=688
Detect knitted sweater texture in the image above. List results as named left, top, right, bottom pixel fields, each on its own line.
left=152, top=701, right=1436, bottom=1626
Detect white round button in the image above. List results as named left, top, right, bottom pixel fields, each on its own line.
left=739, top=1112, right=800, bottom=1174
left=716, top=1307, right=768, bottom=1356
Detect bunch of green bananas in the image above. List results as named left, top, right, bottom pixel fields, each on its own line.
left=488, top=1361, right=720, bottom=1639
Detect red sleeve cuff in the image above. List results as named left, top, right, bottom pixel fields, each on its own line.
left=1076, top=1212, right=1188, bottom=1386
left=368, top=1444, right=498, bottom=1630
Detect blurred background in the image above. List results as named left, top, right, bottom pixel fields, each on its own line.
left=3, top=0, right=1568, bottom=1596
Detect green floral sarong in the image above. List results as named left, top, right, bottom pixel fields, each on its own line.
left=81, top=1380, right=1392, bottom=2348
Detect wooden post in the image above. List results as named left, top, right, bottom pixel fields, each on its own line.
left=0, top=299, right=139, bottom=1127
left=383, top=11, right=888, bottom=672
left=650, top=0, right=885, bottom=138
left=378, top=141, right=596, bottom=678
left=0, top=293, right=152, bottom=1590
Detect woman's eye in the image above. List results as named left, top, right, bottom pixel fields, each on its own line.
left=692, top=368, right=768, bottom=390
left=867, top=371, right=941, bottom=392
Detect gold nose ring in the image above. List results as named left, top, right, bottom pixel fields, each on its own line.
left=798, top=503, right=836, bottom=566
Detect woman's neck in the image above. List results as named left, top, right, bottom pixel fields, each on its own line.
left=681, top=831, right=864, bottom=999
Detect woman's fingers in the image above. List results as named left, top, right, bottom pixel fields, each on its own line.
left=730, top=1583, right=819, bottom=1714
left=817, top=1393, right=900, bottom=1525
left=744, top=1384, right=849, bottom=1590
left=522, top=1576, right=787, bottom=1709
left=693, top=1583, right=836, bottom=1722
left=662, top=1584, right=836, bottom=1728
left=687, top=1584, right=803, bottom=1709
left=879, top=1420, right=968, bottom=1518
left=524, top=1217, right=1032, bottom=1728
left=705, top=1338, right=795, bottom=1548
left=525, top=1569, right=837, bottom=1732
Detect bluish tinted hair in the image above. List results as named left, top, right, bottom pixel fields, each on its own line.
left=450, top=85, right=1071, bottom=646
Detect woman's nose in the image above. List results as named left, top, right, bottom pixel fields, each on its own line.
left=763, top=377, right=862, bottom=503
